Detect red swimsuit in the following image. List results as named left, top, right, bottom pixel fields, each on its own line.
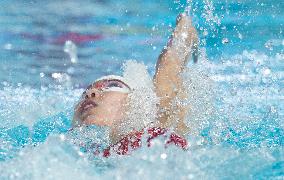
left=102, top=127, right=188, bottom=157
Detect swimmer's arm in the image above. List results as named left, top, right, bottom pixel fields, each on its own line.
left=153, top=14, right=198, bottom=135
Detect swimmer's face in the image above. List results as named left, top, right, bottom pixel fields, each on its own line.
left=73, top=79, right=130, bottom=127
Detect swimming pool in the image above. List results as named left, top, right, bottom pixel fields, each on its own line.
left=0, top=0, right=283, bottom=179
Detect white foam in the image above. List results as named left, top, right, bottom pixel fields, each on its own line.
left=115, top=60, right=158, bottom=135
left=0, top=50, right=283, bottom=179
left=0, top=86, right=82, bottom=128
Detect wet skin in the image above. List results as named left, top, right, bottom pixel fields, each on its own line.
left=73, top=13, right=198, bottom=141
left=73, top=87, right=128, bottom=127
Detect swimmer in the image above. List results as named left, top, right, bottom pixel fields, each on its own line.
left=72, top=13, right=198, bottom=155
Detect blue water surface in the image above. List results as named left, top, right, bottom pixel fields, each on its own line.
left=0, top=0, right=283, bottom=179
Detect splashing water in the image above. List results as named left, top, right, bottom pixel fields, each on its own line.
left=64, top=40, right=78, bottom=64
left=0, top=0, right=283, bottom=179
left=1, top=52, right=283, bottom=178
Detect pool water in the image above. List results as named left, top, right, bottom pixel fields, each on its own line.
left=0, top=0, right=283, bottom=179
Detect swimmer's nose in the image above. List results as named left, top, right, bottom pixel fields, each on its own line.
left=84, top=88, right=100, bottom=99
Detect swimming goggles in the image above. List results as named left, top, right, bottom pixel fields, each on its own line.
left=85, top=75, right=131, bottom=94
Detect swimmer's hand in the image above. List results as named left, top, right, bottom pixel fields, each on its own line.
left=169, top=13, right=198, bottom=64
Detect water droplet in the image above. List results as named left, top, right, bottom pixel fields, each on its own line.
left=78, top=151, right=84, bottom=156
left=222, top=38, right=229, bottom=44
left=59, top=134, right=65, bottom=141
left=262, top=68, right=271, bottom=76
left=203, top=30, right=208, bottom=36
left=238, top=32, right=243, bottom=39
left=40, top=72, right=45, bottom=78
left=4, top=43, right=12, bottom=50
left=64, top=40, right=78, bottom=64
left=160, top=153, right=167, bottom=159
left=51, top=73, right=62, bottom=79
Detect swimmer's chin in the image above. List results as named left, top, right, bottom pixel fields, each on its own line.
left=76, top=115, right=111, bottom=127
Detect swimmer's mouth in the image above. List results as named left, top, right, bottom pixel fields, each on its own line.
left=79, top=100, right=98, bottom=114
